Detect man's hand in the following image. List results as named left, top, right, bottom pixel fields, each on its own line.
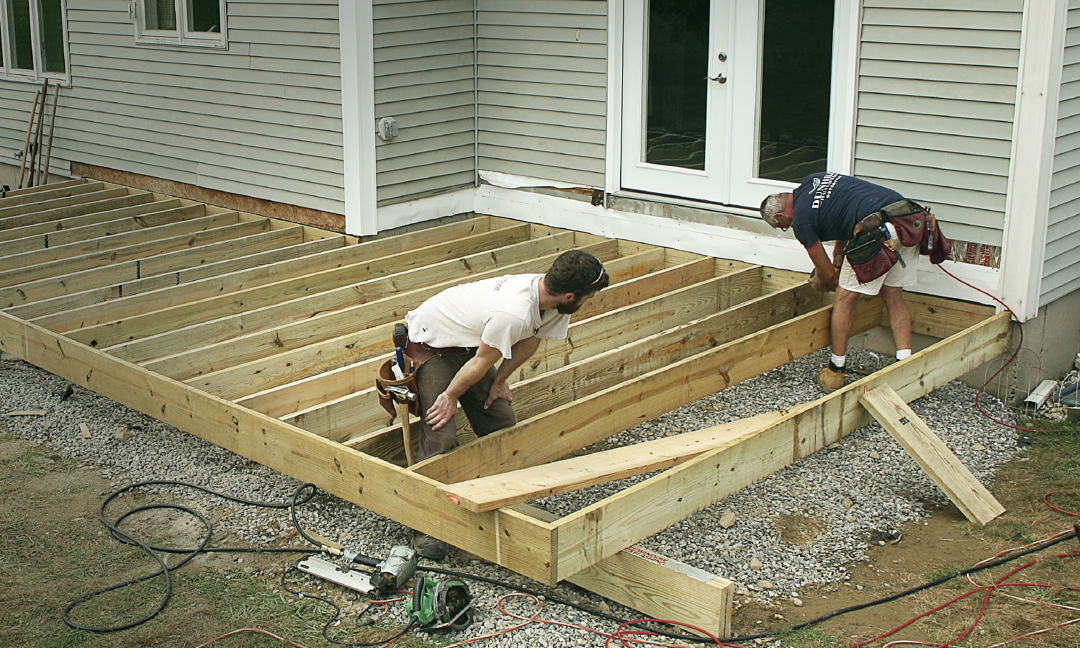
left=484, top=379, right=513, bottom=409
left=809, top=267, right=838, bottom=292
left=425, top=392, right=459, bottom=430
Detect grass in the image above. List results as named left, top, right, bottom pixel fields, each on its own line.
left=0, top=429, right=441, bottom=648
left=775, top=626, right=838, bottom=647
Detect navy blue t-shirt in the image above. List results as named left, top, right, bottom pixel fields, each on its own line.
left=791, top=172, right=903, bottom=248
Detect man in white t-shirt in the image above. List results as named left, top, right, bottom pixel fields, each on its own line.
left=404, top=249, right=609, bottom=461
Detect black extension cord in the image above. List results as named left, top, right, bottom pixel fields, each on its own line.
left=66, top=479, right=1080, bottom=645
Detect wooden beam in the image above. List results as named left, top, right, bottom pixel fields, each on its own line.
left=0, top=215, right=264, bottom=288
left=412, top=295, right=878, bottom=484
left=549, top=312, right=1010, bottom=580
left=0, top=179, right=100, bottom=209
left=9, top=233, right=334, bottom=320
left=518, top=504, right=732, bottom=638
left=860, top=385, right=1005, bottom=525
left=442, top=411, right=785, bottom=512
left=902, top=292, right=996, bottom=339
left=0, top=205, right=211, bottom=271
left=0, top=186, right=126, bottom=222
left=63, top=224, right=539, bottom=346
left=19, top=218, right=494, bottom=326
left=0, top=311, right=560, bottom=585
left=0, top=228, right=322, bottom=311
left=0, top=191, right=154, bottom=231
left=0, top=199, right=187, bottom=257
left=288, top=267, right=767, bottom=441
left=133, top=241, right=620, bottom=378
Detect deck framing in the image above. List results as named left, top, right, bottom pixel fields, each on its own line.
left=0, top=181, right=1009, bottom=635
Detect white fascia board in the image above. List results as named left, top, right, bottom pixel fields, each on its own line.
left=474, top=183, right=998, bottom=307
left=339, top=0, right=377, bottom=236
left=376, top=187, right=477, bottom=232
left=999, top=0, right=1067, bottom=321
left=827, top=0, right=860, bottom=175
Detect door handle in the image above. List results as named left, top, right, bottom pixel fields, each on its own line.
left=707, top=74, right=727, bottom=84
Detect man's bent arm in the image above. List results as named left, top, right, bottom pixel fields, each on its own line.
left=806, top=242, right=838, bottom=290
left=485, top=336, right=542, bottom=408
left=425, top=342, right=503, bottom=430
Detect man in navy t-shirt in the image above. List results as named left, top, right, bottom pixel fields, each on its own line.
left=759, top=173, right=920, bottom=392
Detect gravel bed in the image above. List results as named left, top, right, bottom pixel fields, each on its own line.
left=0, top=346, right=1018, bottom=646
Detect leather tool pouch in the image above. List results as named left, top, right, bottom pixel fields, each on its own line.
left=844, top=199, right=931, bottom=284
left=375, top=354, right=421, bottom=420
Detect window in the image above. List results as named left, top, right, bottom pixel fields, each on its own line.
left=135, top=0, right=227, bottom=49
left=0, top=0, right=69, bottom=81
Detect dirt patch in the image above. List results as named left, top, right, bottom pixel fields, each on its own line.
left=732, top=430, right=1080, bottom=647
left=773, top=513, right=827, bottom=546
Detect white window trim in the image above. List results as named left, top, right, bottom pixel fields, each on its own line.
left=132, top=0, right=228, bottom=50
left=0, top=0, right=71, bottom=84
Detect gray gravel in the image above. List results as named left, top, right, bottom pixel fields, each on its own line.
left=0, top=346, right=1018, bottom=646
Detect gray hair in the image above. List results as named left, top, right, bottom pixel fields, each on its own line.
left=759, top=193, right=788, bottom=228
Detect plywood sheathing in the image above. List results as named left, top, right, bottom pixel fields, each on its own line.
left=0, top=180, right=1008, bottom=634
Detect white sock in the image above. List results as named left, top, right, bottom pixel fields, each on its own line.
left=830, top=353, right=846, bottom=368
left=896, top=348, right=911, bottom=361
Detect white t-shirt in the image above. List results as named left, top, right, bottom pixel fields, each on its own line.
left=405, top=274, right=570, bottom=359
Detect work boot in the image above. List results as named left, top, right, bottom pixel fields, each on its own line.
left=816, top=361, right=845, bottom=393
left=411, top=533, right=448, bottom=561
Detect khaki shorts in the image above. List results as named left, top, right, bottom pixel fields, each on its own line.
left=839, top=244, right=920, bottom=296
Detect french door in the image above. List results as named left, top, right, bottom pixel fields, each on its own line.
left=621, top=0, right=849, bottom=208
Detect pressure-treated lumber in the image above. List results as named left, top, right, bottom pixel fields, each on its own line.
left=12, top=233, right=337, bottom=322
left=441, top=411, right=785, bottom=512
left=412, top=297, right=882, bottom=483
left=860, top=385, right=1005, bottom=525
left=0, top=180, right=102, bottom=209
left=130, top=241, right=619, bottom=377
left=0, top=192, right=155, bottom=230
left=548, top=312, right=1010, bottom=579
left=0, top=200, right=190, bottom=257
left=64, top=223, right=539, bottom=346
left=0, top=311, right=556, bottom=584
left=288, top=266, right=771, bottom=442
left=519, top=504, right=732, bottom=638
left=0, top=214, right=260, bottom=288
left=0, top=227, right=325, bottom=311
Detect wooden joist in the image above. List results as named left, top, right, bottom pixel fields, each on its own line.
left=860, top=385, right=1005, bottom=525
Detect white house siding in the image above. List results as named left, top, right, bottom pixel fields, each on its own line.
left=0, top=1, right=345, bottom=213
left=475, top=0, right=607, bottom=188
left=373, top=0, right=476, bottom=205
left=854, top=1, right=1023, bottom=248
left=1045, top=2, right=1080, bottom=305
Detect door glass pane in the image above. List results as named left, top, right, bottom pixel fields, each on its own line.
left=145, top=0, right=177, bottom=31
left=644, top=0, right=708, bottom=170
left=186, top=0, right=221, bottom=33
left=38, top=0, right=66, bottom=73
left=6, top=0, right=34, bottom=69
left=757, top=0, right=833, bottom=182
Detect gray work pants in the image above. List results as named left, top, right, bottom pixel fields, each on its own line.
left=414, top=352, right=516, bottom=461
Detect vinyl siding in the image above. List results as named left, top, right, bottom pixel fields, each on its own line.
left=373, top=0, right=476, bottom=205
left=0, top=1, right=346, bottom=213
left=1044, top=2, right=1080, bottom=304
left=475, top=0, right=607, bottom=188
left=854, top=1, right=1023, bottom=247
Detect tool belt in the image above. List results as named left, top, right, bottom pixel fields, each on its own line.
left=375, top=353, right=421, bottom=419
left=373, top=329, right=475, bottom=420
left=844, top=199, right=949, bottom=284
